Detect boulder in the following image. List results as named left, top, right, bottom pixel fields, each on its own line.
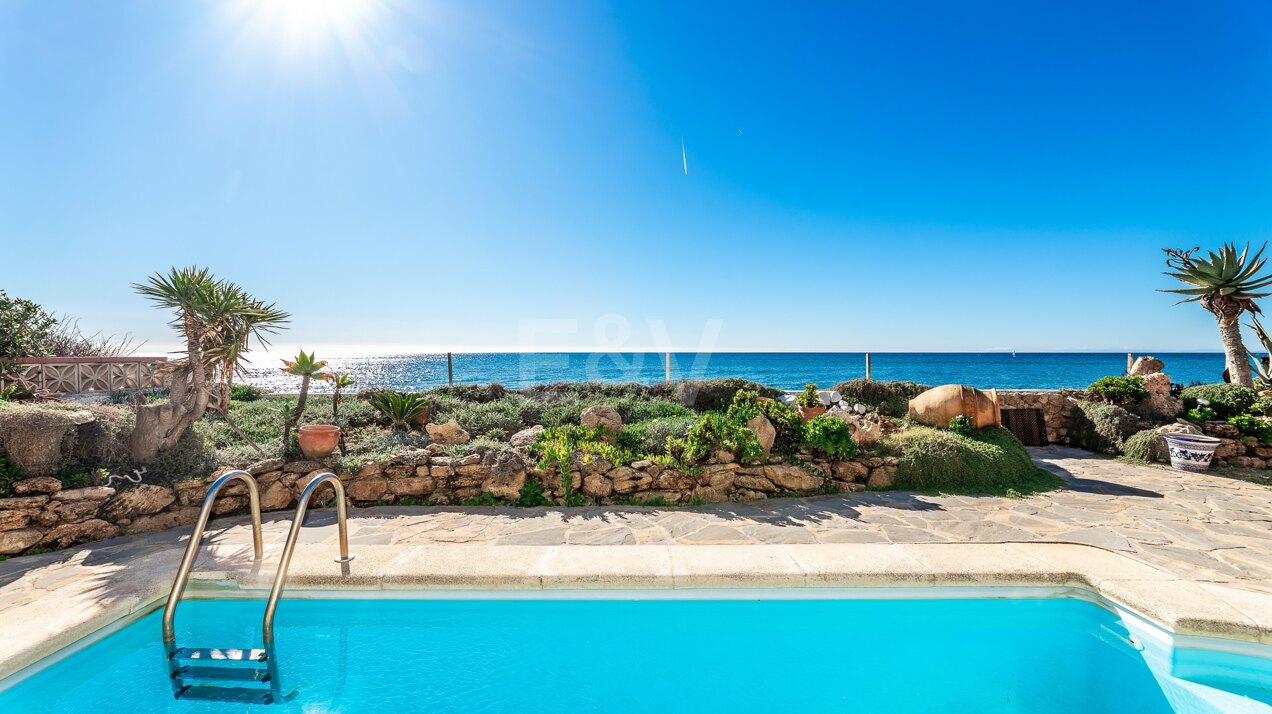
left=247, top=458, right=286, bottom=475
left=426, top=420, right=471, bottom=446
left=0, top=510, right=31, bottom=531
left=101, top=485, right=175, bottom=520
left=53, top=486, right=115, bottom=502
left=1129, top=356, right=1165, bottom=376
left=1159, top=421, right=1202, bottom=436
left=762, top=465, right=823, bottom=493
left=0, top=528, right=42, bottom=555
left=867, top=467, right=896, bottom=489
left=483, top=451, right=526, bottom=500
left=745, top=415, right=776, bottom=453
left=832, top=460, right=870, bottom=482
left=389, top=477, right=434, bottom=498
left=580, top=405, right=623, bottom=434
left=582, top=473, right=614, bottom=499
left=39, top=519, right=118, bottom=548
left=13, top=476, right=62, bottom=495
left=259, top=480, right=296, bottom=511
left=346, top=476, right=388, bottom=502
left=510, top=425, right=546, bottom=449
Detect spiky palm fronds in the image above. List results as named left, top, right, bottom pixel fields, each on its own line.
left=1248, top=316, right=1272, bottom=387
left=1162, top=243, right=1272, bottom=313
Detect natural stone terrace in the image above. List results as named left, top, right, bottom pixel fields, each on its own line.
left=2, top=447, right=1272, bottom=678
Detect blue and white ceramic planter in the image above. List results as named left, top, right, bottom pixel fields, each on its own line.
left=1162, top=433, right=1222, bottom=472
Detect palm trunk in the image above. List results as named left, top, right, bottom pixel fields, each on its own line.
left=1218, top=314, right=1255, bottom=387
left=281, top=375, right=311, bottom=455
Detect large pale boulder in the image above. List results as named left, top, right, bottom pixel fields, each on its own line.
left=1129, top=356, right=1165, bottom=376
left=510, top=425, right=545, bottom=448
left=426, top=420, right=470, bottom=446
left=0, top=528, right=42, bottom=555
left=745, top=415, right=776, bottom=452
left=1138, top=372, right=1182, bottom=421
left=580, top=405, right=623, bottom=433
left=762, top=465, right=823, bottom=493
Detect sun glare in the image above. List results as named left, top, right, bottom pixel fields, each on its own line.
left=225, top=0, right=382, bottom=64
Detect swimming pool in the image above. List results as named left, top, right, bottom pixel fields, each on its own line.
left=1, top=591, right=1270, bottom=713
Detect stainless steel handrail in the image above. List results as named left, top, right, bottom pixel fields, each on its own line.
left=262, top=472, right=354, bottom=646
left=162, top=469, right=263, bottom=647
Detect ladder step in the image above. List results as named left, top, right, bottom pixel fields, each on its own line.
left=171, top=647, right=268, bottom=665
left=173, top=664, right=271, bottom=683
left=175, top=684, right=276, bottom=704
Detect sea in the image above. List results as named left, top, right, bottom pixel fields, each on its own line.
left=238, top=352, right=1234, bottom=393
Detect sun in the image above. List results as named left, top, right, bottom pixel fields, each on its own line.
left=223, top=0, right=382, bottom=65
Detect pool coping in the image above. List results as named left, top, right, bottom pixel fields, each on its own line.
left=3, top=542, right=1272, bottom=683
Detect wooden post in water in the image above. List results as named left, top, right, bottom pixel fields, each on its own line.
left=1127, top=352, right=1133, bottom=375
left=665, top=352, right=671, bottom=382
left=865, top=353, right=872, bottom=381
left=447, top=352, right=454, bottom=385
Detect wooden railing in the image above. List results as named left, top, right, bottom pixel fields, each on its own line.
left=2, top=356, right=169, bottom=394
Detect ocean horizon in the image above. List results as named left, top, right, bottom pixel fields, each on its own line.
left=237, top=352, right=1236, bottom=393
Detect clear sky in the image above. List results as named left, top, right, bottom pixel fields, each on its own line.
left=3, top=0, right=1272, bottom=356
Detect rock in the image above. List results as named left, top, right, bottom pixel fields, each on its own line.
left=734, top=475, right=778, bottom=493
left=13, top=476, right=61, bottom=495
left=101, top=485, right=175, bottom=520
left=580, top=405, right=623, bottom=433
left=39, top=519, right=118, bottom=548
left=426, top=420, right=471, bottom=446
left=49, top=499, right=101, bottom=523
left=867, top=467, right=896, bottom=489
left=0, top=528, right=43, bottom=555
left=483, top=452, right=526, bottom=500
left=127, top=508, right=201, bottom=534
left=582, top=474, right=614, bottom=499
left=713, top=449, right=736, bottom=464
left=0, top=510, right=31, bottom=530
left=1141, top=372, right=1171, bottom=396
left=283, top=460, right=324, bottom=474
left=247, top=458, right=285, bottom=475
left=355, top=462, right=385, bottom=478
left=259, top=480, right=295, bottom=511
left=0, top=495, right=48, bottom=510
left=854, top=403, right=868, bottom=415
left=389, top=477, right=434, bottom=498
left=347, top=476, right=389, bottom=502
left=745, top=415, right=777, bottom=453
left=1159, top=421, right=1202, bottom=436
left=609, top=466, right=652, bottom=494
left=762, top=465, right=823, bottom=493
left=1128, top=356, right=1165, bottom=376
left=850, top=419, right=883, bottom=447
left=53, top=487, right=115, bottom=502
left=832, top=460, right=870, bottom=482
left=510, top=425, right=546, bottom=448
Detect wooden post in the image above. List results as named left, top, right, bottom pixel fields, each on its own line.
left=665, top=352, right=671, bottom=382
left=865, top=353, right=872, bottom=381
left=447, top=352, right=454, bottom=385
left=1127, top=352, right=1133, bottom=375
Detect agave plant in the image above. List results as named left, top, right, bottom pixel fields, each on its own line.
left=1247, top=316, right=1272, bottom=389
left=1163, top=243, right=1272, bottom=388
left=280, top=350, right=328, bottom=452
left=370, top=391, right=430, bottom=431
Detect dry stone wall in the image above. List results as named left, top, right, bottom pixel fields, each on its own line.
left=0, top=446, right=897, bottom=557
left=997, top=390, right=1076, bottom=445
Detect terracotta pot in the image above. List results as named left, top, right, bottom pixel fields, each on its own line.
left=798, top=405, right=828, bottom=422
left=907, top=385, right=1001, bottom=429
left=297, top=425, right=342, bottom=460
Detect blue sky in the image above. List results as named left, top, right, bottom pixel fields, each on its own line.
left=2, top=0, right=1271, bottom=355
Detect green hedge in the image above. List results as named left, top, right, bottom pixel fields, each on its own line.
left=1179, top=384, right=1257, bottom=419
left=883, top=426, right=1061, bottom=494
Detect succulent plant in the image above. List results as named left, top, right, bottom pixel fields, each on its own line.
left=370, top=391, right=431, bottom=431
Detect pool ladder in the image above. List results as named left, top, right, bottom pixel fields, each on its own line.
left=161, top=471, right=355, bottom=705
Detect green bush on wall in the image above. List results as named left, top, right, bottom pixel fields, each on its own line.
left=1067, top=401, right=1145, bottom=455
left=1179, top=384, right=1258, bottom=419
left=1086, top=376, right=1148, bottom=405
left=802, top=416, right=858, bottom=460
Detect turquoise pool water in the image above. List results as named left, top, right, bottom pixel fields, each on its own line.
left=1, top=595, right=1270, bottom=713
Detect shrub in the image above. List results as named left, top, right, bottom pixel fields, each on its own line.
left=230, top=384, right=266, bottom=402
left=1179, top=384, right=1257, bottom=419
left=0, top=454, right=24, bottom=497
left=669, top=378, right=783, bottom=412
left=882, top=426, right=1061, bottom=494
left=1067, top=401, right=1146, bottom=455
left=432, top=394, right=544, bottom=435
left=667, top=411, right=764, bottom=465
left=832, top=379, right=929, bottom=417
left=796, top=384, right=821, bottom=408
left=1228, top=413, right=1272, bottom=444
left=146, top=428, right=217, bottom=482
left=620, top=416, right=696, bottom=454
left=949, top=415, right=977, bottom=436
left=1086, top=376, right=1149, bottom=405
left=726, top=390, right=804, bottom=454
left=370, top=392, right=431, bottom=431
left=1252, top=396, right=1272, bottom=416
left=1122, top=429, right=1167, bottom=464
left=429, top=383, right=508, bottom=403
left=802, top=416, right=859, bottom=460
left=1183, top=406, right=1217, bottom=426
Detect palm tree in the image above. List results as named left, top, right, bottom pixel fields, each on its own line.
left=1163, top=243, right=1272, bottom=388
left=280, top=350, right=327, bottom=454
left=325, top=372, right=356, bottom=455
left=130, top=267, right=289, bottom=462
